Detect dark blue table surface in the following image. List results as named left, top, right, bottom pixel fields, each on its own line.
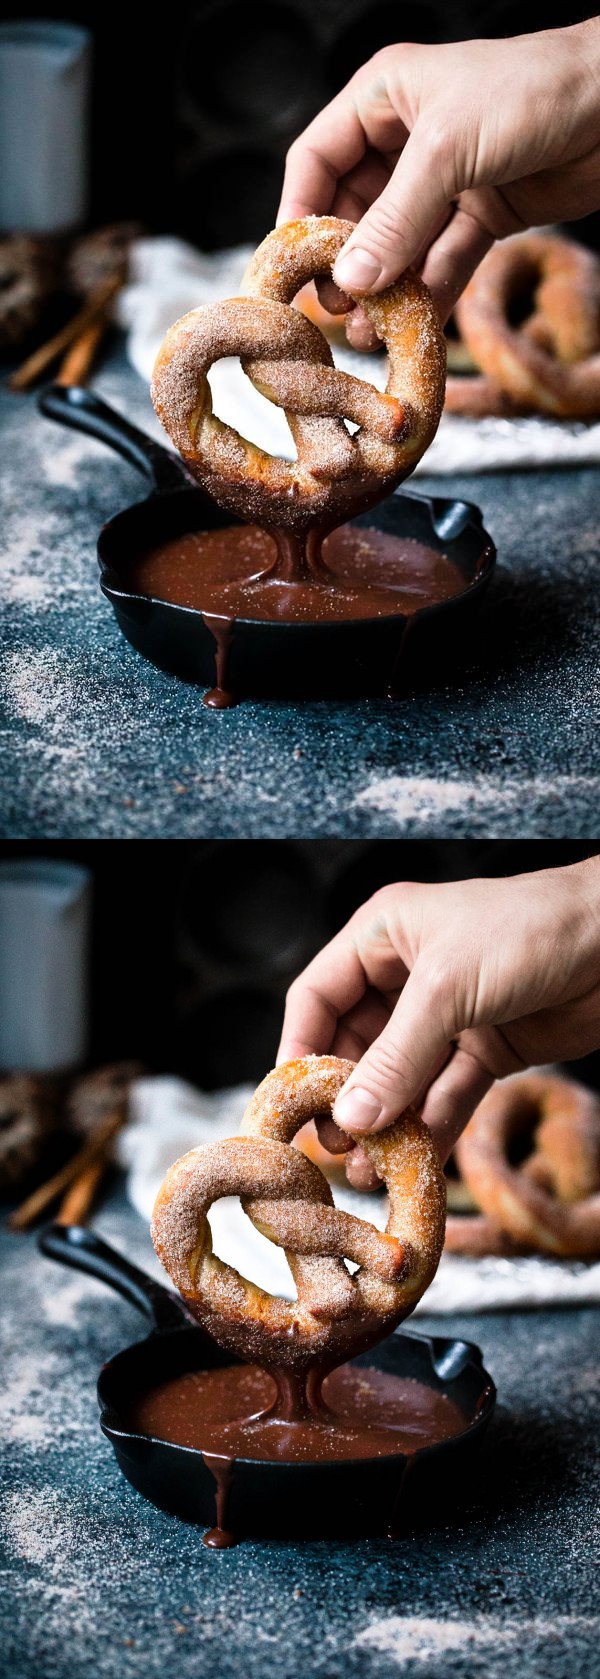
left=1, top=1185, right=598, bottom=1679
left=1, top=346, right=599, bottom=838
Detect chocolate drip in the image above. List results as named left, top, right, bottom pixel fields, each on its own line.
left=266, top=522, right=333, bottom=584
left=128, top=1359, right=468, bottom=1548
left=202, top=616, right=235, bottom=710
left=267, top=1360, right=334, bottom=1422
left=127, top=517, right=466, bottom=709
left=201, top=1455, right=236, bottom=1549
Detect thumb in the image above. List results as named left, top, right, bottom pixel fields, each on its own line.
left=333, top=961, right=452, bottom=1134
left=332, top=122, right=453, bottom=293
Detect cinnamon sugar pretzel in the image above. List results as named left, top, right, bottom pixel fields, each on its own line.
left=446, top=233, right=600, bottom=419
left=446, top=1073, right=600, bottom=1257
left=151, top=217, right=446, bottom=530
left=151, top=1056, right=446, bottom=1368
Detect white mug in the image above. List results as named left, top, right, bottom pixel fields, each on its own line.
left=0, top=859, right=92, bottom=1072
left=0, top=21, right=91, bottom=233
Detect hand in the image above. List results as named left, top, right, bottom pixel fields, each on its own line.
left=278, top=21, right=600, bottom=332
left=278, top=859, right=600, bottom=1181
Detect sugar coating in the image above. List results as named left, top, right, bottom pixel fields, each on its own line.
left=151, top=1055, right=446, bottom=1369
left=151, top=217, right=446, bottom=531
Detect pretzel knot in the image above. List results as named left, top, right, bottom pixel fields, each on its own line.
left=151, top=217, right=447, bottom=531
left=151, top=1056, right=446, bottom=1368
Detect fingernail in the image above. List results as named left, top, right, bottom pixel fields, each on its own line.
left=334, top=1087, right=382, bottom=1132
left=276, top=202, right=309, bottom=227
left=333, top=248, right=383, bottom=291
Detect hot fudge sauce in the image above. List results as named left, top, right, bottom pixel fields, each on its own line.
left=127, top=523, right=465, bottom=625
left=128, top=1361, right=467, bottom=1460
left=127, top=1360, right=468, bottom=1547
left=125, top=519, right=468, bottom=707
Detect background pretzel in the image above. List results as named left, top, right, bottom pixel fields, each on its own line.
left=151, top=217, right=446, bottom=531
left=446, top=233, right=600, bottom=418
left=446, top=1074, right=600, bottom=1257
left=151, top=1056, right=446, bottom=1369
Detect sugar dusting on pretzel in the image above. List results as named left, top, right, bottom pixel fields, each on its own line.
left=446, top=1073, right=600, bottom=1257
left=151, top=217, right=446, bottom=531
left=151, top=1055, right=446, bottom=1368
left=446, top=233, right=600, bottom=419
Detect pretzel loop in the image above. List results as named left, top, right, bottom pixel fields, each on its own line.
left=151, top=217, right=446, bottom=530
left=447, top=233, right=600, bottom=418
left=447, top=1074, right=600, bottom=1257
left=151, top=1056, right=446, bottom=1368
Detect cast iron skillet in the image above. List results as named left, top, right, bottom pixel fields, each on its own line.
left=39, top=1222, right=496, bottom=1542
left=38, top=383, right=496, bottom=701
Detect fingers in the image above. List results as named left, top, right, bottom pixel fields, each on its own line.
left=332, top=959, right=452, bottom=1134
left=278, top=898, right=414, bottom=1068
left=321, top=1048, right=493, bottom=1178
left=285, top=140, right=388, bottom=353
left=314, top=277, right=353, bottom=316
left=313, top=1121, right=382, bottom=1192
left=331, top=122, right=454, bottom=293
left=327, top=152, right=393, bottom=349
left=278, top=887, right=419, bottom=1068
left=311, top=280, right=381, bottom=353
left=332, top=1021, right=493, bottom=1163
left=330, top=989, right=395, bottom=1062
left=345, top=308, right=380, bottom=352
left=331, top=148, right=394, bottom=226
left=345, top=1146, right=382, bottom=1192
left=419, top=208, right=493, bottom=324
left=278, top=92, right=367, bottom=223
left=277, top=932, right=367, bottom=1063
left=315, top=1116, right=353, bottom=1156
left=276, top=145, right=337, bottom=224
left=420, top=1048, right=494, bottom=1165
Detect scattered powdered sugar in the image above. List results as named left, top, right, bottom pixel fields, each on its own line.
left=356, top=1613, right=599, bottom=1664
left=8, top=1414, right=56, bottom=1448
left=1, top=647, right=79, bottom=725
left=0, top=1348, right=67, bottom=1451
left=355, top=772, right=599, bottom=829
left=0, top=514, right=57, bottom=611
left=2, top=1488, right=80, bottom=1565
left=41, top=1272, right=97, bottom=1329
left=41, top=432, right=105, bottom=490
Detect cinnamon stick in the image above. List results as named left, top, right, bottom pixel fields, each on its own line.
left=8, top=1106, right=124, bottom=1230
left=56, top=315, right=107, bottom=386
left=56, top=1155, right=108, bottom=1225
left=9, top=268, right=124, bottom=392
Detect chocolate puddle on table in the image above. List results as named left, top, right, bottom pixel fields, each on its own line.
left=124, top=519, right=467, bottom=708
left=127, top=1359, right=469, bottom=1548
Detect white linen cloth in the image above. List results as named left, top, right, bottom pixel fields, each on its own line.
left=116, top=236, right=600, bottom=475
left=117, top=1074, right=600, bottom=1315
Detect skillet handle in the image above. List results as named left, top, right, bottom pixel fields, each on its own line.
left=37, top=383, right=195, bottom=496
left=38, top=1222, right=191, bottom=1333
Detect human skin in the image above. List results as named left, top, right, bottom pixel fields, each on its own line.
left=277, top=21, right=600, bottom=341
left=277, top=859, right=600, bottom=1187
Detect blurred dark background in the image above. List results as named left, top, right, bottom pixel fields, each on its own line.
left=5, top=0, right=600, bottom=250
left=1, top=839, right=599, bottom=1092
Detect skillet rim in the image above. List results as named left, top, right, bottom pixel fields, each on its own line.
left=96, top=486, right=496, bottom=634
left=96, top=1323, right=497, bottom=1472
